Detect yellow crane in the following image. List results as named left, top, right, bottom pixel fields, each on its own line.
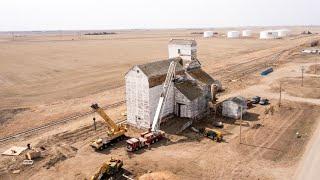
left=90, top=103, right=127, bottom=151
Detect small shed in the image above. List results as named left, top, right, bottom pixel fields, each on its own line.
left=242, top=30, right=252, bottom=37
left=227, top=31, right=240, bottom=38
left=203, top=31, right=214, bottom=38
left=260, top=30, right=278, bottom=39
left=222, top=96, right=247, bottom=119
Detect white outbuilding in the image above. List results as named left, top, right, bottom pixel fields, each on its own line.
left=242, top=30, right=252, bottom=37
left=203, top=31, right=214, bottom=38
left=276, top=29, right=290, bottom=37
left=260, top=30, right=278, bottom=39
left=227, top=31, right=240, bottom=38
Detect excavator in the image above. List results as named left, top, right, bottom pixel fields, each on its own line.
left=90, top=103, right=127, bottom=151
left=126, top=61, right=176, bottom=152
left=90, top=158, right=123, bottom=180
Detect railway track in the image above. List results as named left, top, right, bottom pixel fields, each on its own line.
left=0, top=44, right=305, bottom=143
left=0, top=100, right=126, bottom=143
left=210, top=50, right=285, bottom=81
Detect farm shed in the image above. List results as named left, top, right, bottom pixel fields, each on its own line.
left=125, top=39, right=217, bottom=129
left=222, top=96, right=247, bottom=119
left=203, top=31, right=214, bottom=38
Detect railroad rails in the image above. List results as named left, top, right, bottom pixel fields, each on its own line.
left=0, top=45, right=304, bottom=143
left=210, top=50, right=285, bottom=82
left=0, top=100, right=125, bottom=143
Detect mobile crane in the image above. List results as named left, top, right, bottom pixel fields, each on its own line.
left=126, top=61, right=176, bottom=152
left=90, top=103, right=127, bottom=151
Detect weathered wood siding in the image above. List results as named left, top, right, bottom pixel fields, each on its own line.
left=149, top=82, right=175, bottom=125
left=168, top=44, right=197, bottom=61
left=174, top=87, right=208, bottom=119
left=125, top=66, right=150, bottom=129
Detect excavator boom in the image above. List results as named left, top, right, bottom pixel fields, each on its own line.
left=90, top=103, right=127, bottom=151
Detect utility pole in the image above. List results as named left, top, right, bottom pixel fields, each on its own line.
left=279, top=82, right=282, bottom=107
left=239, top=106, right=243, bottom=144
left=301, top=66, right=305, bottom=87
left=93, top=113, right=97, bottom=131
left=315, top=58, right=317, bottom=74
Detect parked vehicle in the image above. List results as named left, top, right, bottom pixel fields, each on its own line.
left=199, top=128, right=223, bottom=142
left=213, top=121, right=224, bottom=128
left=259, top=98, right=269, bottom=105
left=251, top=96, right=261, bottom=104
left=91, top=158, right=123, bottom=180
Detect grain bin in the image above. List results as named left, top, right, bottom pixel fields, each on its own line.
left=242, top=30, right=252, bottom=37
left=203, top=31, right=214, bottom=38
left=276, top=29, right=290, bottom=37
left=227, top=31, right=240, bottom=38
left=260, top=30, right=278, bottom=39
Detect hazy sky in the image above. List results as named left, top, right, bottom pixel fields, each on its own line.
left=0, top=0, right=319, bottom=31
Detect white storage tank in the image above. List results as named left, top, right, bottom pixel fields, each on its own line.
left=203, top=31, right=214, bottom=38
left=260, top=30, right=278, bottom=39
left=276, top=29, right=290, bottom=37
left=227, top=31, right=240, bottom=38
left=242, top=30, right=252, bottom=37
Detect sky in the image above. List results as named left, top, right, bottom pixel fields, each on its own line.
left=0, top=0, right=319, bottom=31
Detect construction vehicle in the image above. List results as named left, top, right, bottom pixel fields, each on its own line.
left=126, top=61, right=177, bottom=152
left=200, top=127, right=223, bottom=142
left=90, top=103, right=127, bottom=151
left=91, top=158, right=123, bottom=180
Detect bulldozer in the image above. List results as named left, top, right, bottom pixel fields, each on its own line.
left=90, top=103, right=127, bottom=151
left=200, top=127, right=223, bottom=142
left=91, top=158, right=123, bottom=180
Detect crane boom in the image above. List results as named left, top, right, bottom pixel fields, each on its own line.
left=91, top=103, right=119, bottom=133
left=151, top=61, right=177, bottom=132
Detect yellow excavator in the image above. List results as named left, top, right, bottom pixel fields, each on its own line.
left=90, top=103, right=127, bottom=151
left=91, top=158, right=123, bottom=180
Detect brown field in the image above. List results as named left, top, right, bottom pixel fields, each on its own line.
left=0, top=27, right=320, bottom=180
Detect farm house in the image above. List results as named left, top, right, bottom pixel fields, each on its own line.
left=125, top=39, right=218, bottom=129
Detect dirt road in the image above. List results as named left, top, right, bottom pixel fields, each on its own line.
left=296, top=116, right=320, bottom=180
